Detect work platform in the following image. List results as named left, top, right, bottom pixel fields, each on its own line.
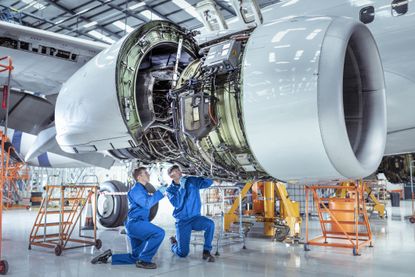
left=28, top=181, right=101, bottom=256
left=304, top=181, right=373, bottom=256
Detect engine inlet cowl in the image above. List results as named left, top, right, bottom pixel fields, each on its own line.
left=242, top=16, right=386, bottom=183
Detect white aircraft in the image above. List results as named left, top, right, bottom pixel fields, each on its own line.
left=1, top=0, right=414, bottom=226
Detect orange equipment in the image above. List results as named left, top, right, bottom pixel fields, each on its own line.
left=82, top=193, right=96, bottom=230
left=28, top=184, right=101, bottom=256
left=251, top=182, right=264, bottom=214
left=0, top=56, right=15, bottom=275
left=337, top=180, right=386, bottom=219
left=4, top=163, right=30, bottom=209
left=304, top=180, right=373, bottom=256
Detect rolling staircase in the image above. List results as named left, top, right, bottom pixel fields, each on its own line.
left=28, top=182, right=101, bottom=256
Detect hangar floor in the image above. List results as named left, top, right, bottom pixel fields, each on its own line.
left=2, top=199, right=415, bottom=276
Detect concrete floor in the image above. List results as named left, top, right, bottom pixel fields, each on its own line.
left=2, top=198, right=415, bottom=276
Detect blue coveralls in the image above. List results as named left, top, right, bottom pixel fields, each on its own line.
left=111, top=183, right=165, bottom=265
left=166, top=176, right=215, bottom=257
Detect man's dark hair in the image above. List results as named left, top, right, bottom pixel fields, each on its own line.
left=132, top=167, right=147, bottom=180
left=167, top=164, right=181, bottom=175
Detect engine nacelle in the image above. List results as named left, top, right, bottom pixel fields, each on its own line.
left=56, top=21, right=199, bottom=153
left=55, top=18, right=386, bottom=183
left=242, top=16, right=386, bottom=183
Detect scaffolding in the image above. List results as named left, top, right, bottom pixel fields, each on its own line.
left=4, top=163, right=29, bottom=209
left=304, top=181, right=373, bottom=256
left=0, top=55, right=15, bottom=275
left=28, top=176, right=101, bottom=256
left=0, top=131, right=16, bottom=275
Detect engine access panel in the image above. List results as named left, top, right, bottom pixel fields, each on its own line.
left=202, top=39, right=241, bottom=74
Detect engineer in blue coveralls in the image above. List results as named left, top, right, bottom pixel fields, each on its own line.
left=166, top=164, right=217, bottom=262
left=91, top=167, right=167, bottom=269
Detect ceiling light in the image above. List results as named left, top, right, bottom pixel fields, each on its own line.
left=88, top=30, right=115, bottom=44
left=129, top=2, right=146, bottom=10
left=55, top=19, right=65, bottom=25
left=112, top=21, right=134, bottom=33
left=83, top=21, right=98, bottom=28
left=33, top=2, right=46, bottom=10
left=21, top=0, right=45, bottom=11
left=172, top=0, right=202, bottom=22
left=76, top=8, right=90, bottom=15
left=140, top=10, right=163, bottom=20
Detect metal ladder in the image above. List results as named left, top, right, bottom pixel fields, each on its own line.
left=28, top=175, right=101, bottom=255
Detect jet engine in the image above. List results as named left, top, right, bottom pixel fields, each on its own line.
left=56, top=17, right=386, bottom=183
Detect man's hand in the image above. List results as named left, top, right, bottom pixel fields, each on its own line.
left=179, top=176, right=187, bottom=189
left=158, top=185, right=168, bottom=195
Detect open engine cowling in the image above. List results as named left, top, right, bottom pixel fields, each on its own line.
left=55, top=17, right=386, bottom=183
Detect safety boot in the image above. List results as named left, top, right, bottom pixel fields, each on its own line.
left=91, top=249, right=112, bottom=264
left=136, top=260, right=157, bottom=269
left=202, top=250, right=215, bottom=262
left=169, top=236, right=177, bottom=245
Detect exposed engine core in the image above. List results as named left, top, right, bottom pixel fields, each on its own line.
left=55, top=18, right=386, bottom=183
left=108, top=22, right=264, bottom=179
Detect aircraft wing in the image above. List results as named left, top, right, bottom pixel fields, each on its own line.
left=0, top=21, right=108, bottom=96
left=0, top=21, right=108, bottom=135
left=0, top=22, right=115, bottom=168
left=0, top=89, right=55, bottom=135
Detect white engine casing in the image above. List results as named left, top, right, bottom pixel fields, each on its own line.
left=242, top=17, right=386, bottom=183
left=55, top=18, right=386, bottom=183
left=55, top=36, right=134, bottom=153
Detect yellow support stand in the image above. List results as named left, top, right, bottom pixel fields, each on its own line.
left=365, top=185, right=386, bottom=218
left=336, top=181, right=353, bottom=198
left=224, top=182, right=253, bottom=231
left=223, top=181, right=301, bottom=240
left=264, top=181, right=275, bottom=236
left=275, top=183, right=301, bottom=238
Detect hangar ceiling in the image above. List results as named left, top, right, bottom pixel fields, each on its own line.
left=0, top=0, right=280, bottom=44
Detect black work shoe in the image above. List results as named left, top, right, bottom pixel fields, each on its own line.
left=91, top=249, right=112, bottom=264
left=169, top=236, right=177, bottom=245
left=136, top=260, right=157, bottom=269
left=202, top=250, right=215, bottom=262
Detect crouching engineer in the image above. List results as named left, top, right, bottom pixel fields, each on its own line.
left=166, top=165, right=217, bottom=262
left=91, top=167, right=167, bottom=269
